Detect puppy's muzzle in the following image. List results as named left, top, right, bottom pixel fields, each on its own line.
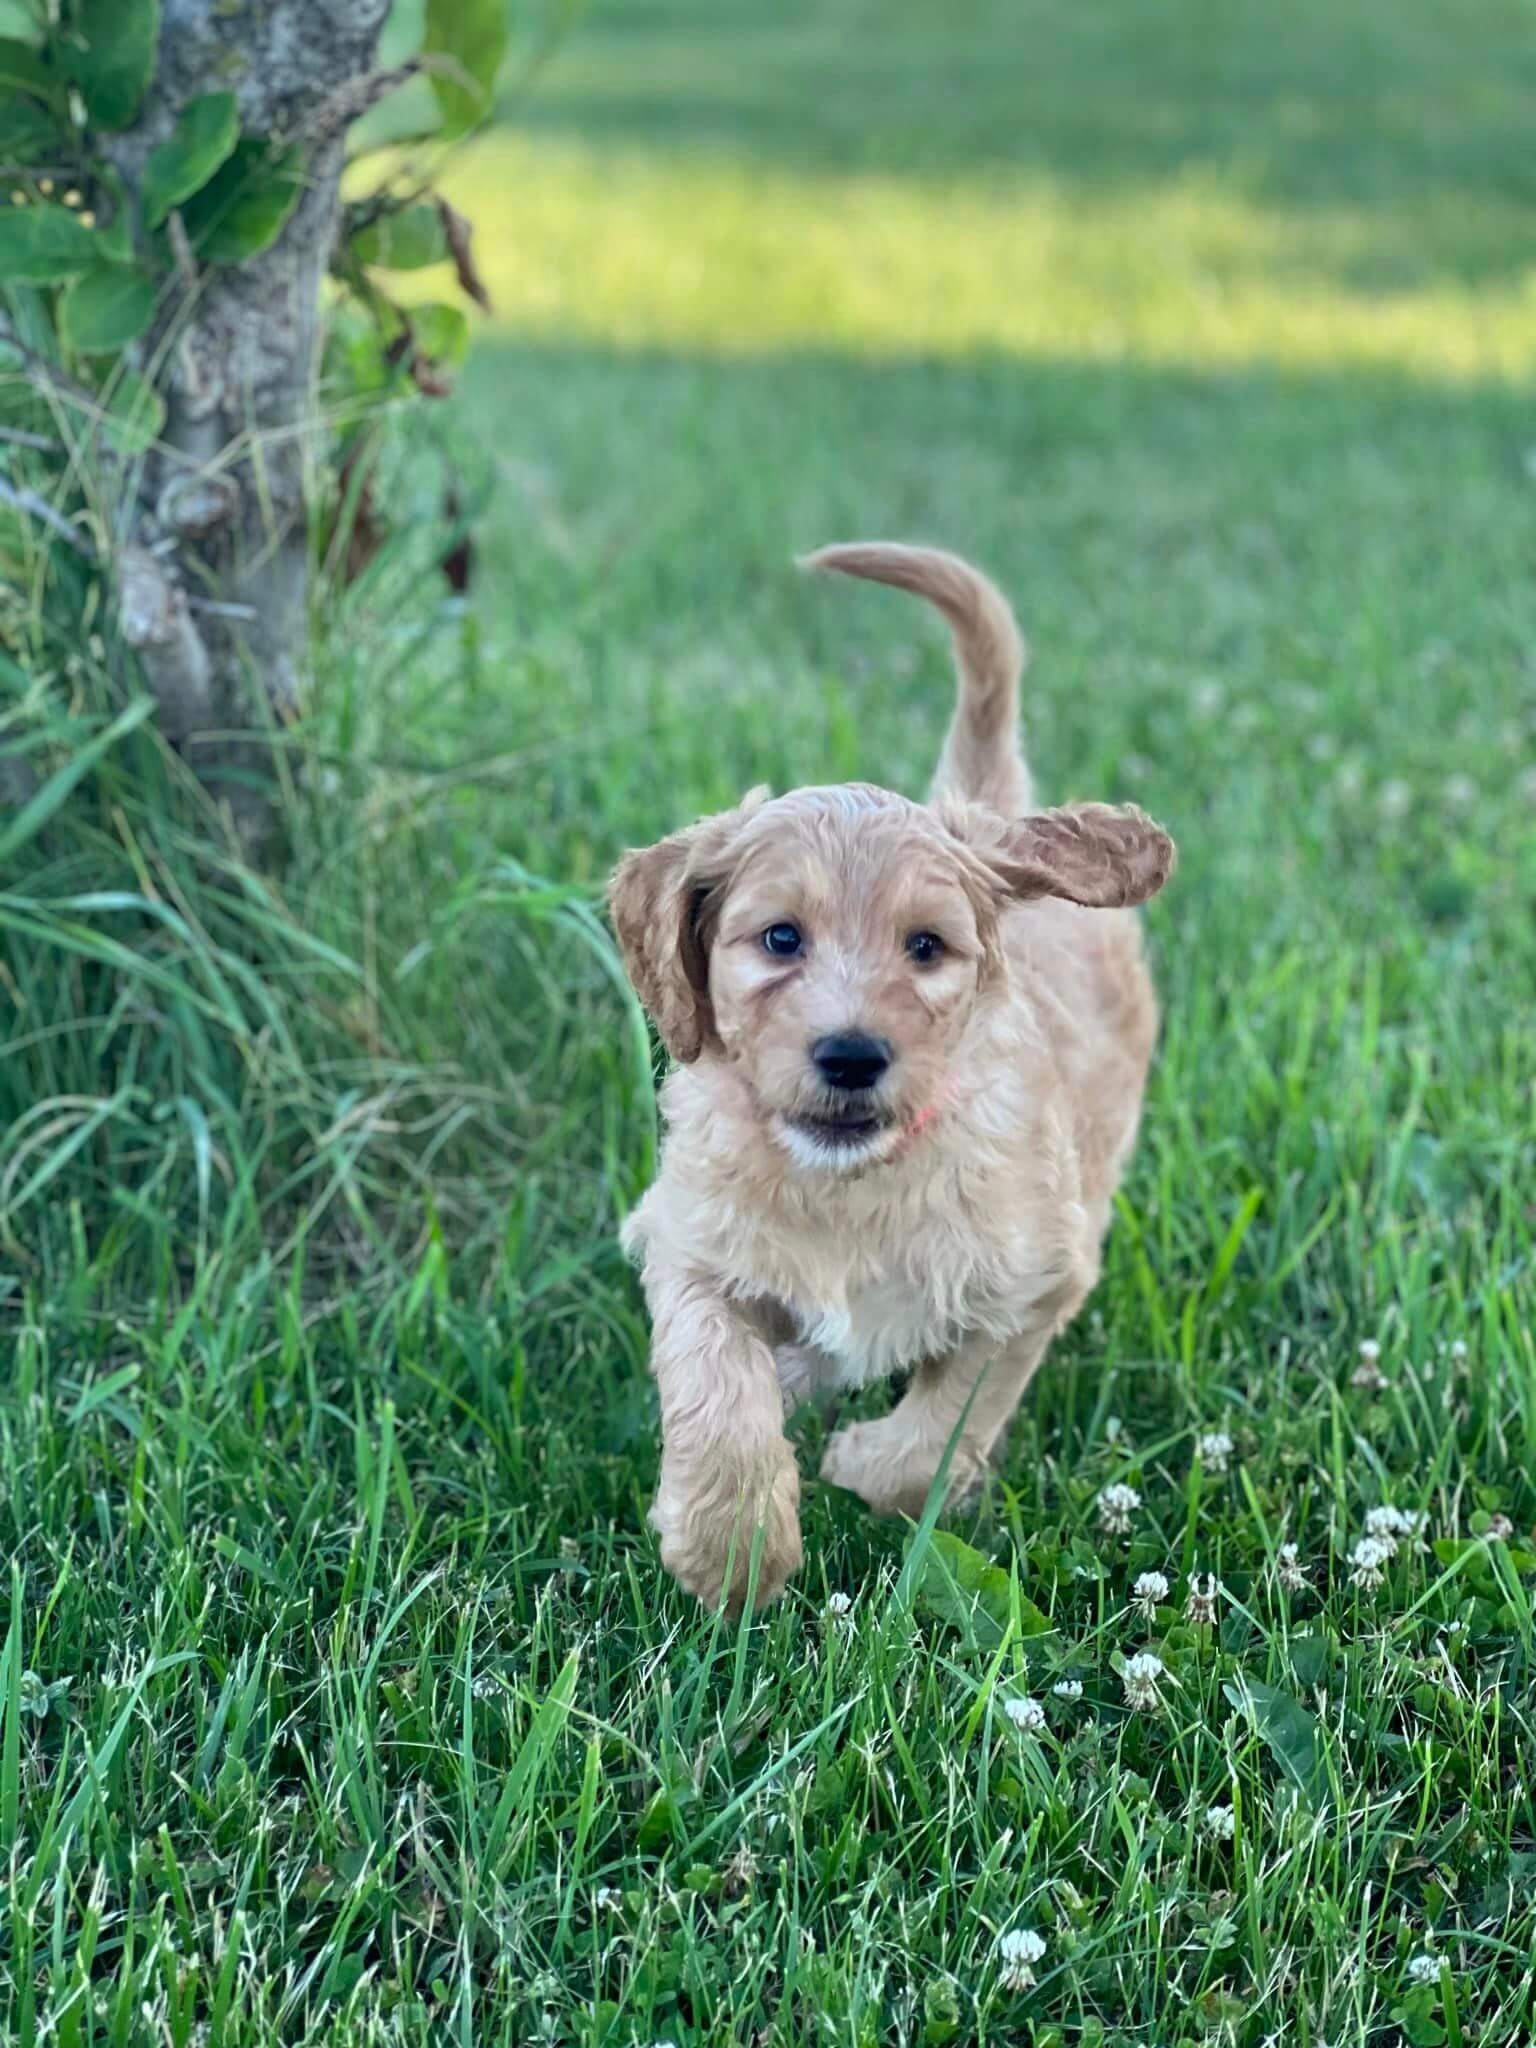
left=811, top=1031, right=892, bottom=1093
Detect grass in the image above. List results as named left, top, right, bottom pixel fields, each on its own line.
left=3, top=0, right=1536, bottom=2040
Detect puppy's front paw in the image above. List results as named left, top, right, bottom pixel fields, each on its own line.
left=651, top=1437, right=803, bottom=1612
left=821, top=1415, right=986, bottom=1520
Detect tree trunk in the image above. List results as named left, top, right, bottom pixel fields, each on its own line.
left=100, top=0, right=391, bottom=852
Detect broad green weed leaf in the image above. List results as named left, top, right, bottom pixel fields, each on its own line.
left=142, top=91, right=238, bottom=228
left=1223, top=1674, right=1326, bottom=1801
left=182, top=140, right=305, bottom=263
left=423, top=0, right=507, bottom=137
left=58, top=264, right=157, bottom=353
left=69, top=0, right=159, bottom=130
left=0, top=204, right=98, bottom=283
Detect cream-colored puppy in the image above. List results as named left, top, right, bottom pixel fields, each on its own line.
left=610, top=545, right=1174, bottom=1609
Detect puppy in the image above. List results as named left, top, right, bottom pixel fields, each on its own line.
left=609, top=544, right=1174, bottom=1609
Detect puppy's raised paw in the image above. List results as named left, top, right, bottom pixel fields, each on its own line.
left=820, top=1416, right=986, bottom=1520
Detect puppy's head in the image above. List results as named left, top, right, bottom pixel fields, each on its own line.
left=609, top=785, right=1173, bottom=1172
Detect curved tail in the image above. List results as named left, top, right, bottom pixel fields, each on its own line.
left=799, top=541, right=1031, bottom=814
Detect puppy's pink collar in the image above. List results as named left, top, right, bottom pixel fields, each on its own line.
left=897, top=1081, right=957, bottom=1153
left=905, top=1099, right=944, bottom=1141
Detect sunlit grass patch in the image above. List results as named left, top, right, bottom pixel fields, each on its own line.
left=428, top=135, right=1536, bottom=380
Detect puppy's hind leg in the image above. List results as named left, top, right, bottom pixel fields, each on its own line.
left=820, top=1282, right=1086, bottom=1519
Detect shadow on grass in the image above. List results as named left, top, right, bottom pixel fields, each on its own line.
left=496, top=0, right=1536, bottom=290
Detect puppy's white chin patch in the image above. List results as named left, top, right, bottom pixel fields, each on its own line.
left=774, top=1115, right=900, bottom=1175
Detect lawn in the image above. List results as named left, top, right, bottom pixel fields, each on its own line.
left=3, top=0, right=1536, bottom=2042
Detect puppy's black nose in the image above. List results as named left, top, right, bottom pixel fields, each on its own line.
left=812, top=1031, right=892, bottom=1092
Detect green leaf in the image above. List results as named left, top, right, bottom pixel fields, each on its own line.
left=58, top=264, right=157, bottom=353
left=635, top=1778, right=695, bottom=1852
left=322, top=302, right=395, bottom=401
left=1287, top=1632, right=1330, bottom=1689
left=68, top=0, right=159, bottom=131
left=1393, top=1987, right=1447, bottom=2048
left=0, top=97, right=62, bottom=165
left=423, top=0, right=508, bottom=137
left=411, top=301, right=469, bottom=366
left=349, top=201, right=448, bottom=270
left=141, top=91, right=238, bottom=229
left=98, top=367, right=164, bottom=454
left=180, top=139, right=305, bottom=263
left=922, top=1978, right=961, bottom=2045
left=0, top=36, right=62, bottom=105
left=912, top=1531, right=1051, bottom=1649
left=1434, top=1536, right=1536, bottom=1576
left=0, top=203, right=98, bottom=282
left=1223, top=1674, right=1326, bottom=1801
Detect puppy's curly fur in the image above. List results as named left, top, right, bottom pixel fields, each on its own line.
left=610, top=544, right=1175, bottom=1609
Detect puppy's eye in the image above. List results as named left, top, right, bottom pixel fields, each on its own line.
left=905, top=930, right=945, bottom=965
left=762, top=922, right=804, bottom=958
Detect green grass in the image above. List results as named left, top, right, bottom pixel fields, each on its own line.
left=4, top=0, right=1536, bottom=2041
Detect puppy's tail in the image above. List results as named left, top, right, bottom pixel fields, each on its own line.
left=799, top=541, right=1031, bottom=814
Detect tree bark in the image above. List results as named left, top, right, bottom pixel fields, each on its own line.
left=100, top=0, right=391, bottom=852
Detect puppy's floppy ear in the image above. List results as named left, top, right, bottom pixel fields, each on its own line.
left=608, top=815, right=738, bottom=1063
left=990, top=802, right=1175, bottom=908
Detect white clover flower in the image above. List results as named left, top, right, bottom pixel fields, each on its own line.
left=1191, top=678, right=1226, bottom=718
left=1196, top=1430, right=1235, bottom=1474
left=1365, top=1505, right=1428, bottom=1555
left=1274, top=1541, right=1308, bottom=1593
left=1097, top=1482, right=1141, bottom=1535
left=1185, top=1573, right=1220, bottom=1626
left=1406, top=1953, right=1441, bottom=1985
left=1449, top=1339, right=1468, bottom=1362
left=592, top=1885, right=622, bottom=1911
left=1122, top=1651, right=1165, bottom=1710
left=470, top=1671, right=500, bottom=1700
left=1052, top=1678, right=1083, bottom=1700
left=1349, top=1535, right=1394, bottom=1591
left=1131, top=1570, right=1169, bottom=1618
left=1442, top=773, right=1476, bottom=810
left=1378, top=779, right=1412, bottom=820
left=825, top=1590, right=854, bottom=1628
left=997, top=1927, right=1047, bottom=1991
left=1352, top=1338, right=1386, bottom=1390
left=1003, top=1695, right=1046, bottom=1732
left=1486, top=1512, right=1515, bottom=1541
left=1201, top=1805, right=1236, bottom=1842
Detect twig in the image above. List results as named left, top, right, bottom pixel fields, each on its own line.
left=0, top=316, right=99, bottom=412
left=303, top=59, right=422, bottom=146
left=0, top=475, right=94, bottom=556
left=0, top=424, right=60, bottom=453
left=166, top=209, right=197, bottom=291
